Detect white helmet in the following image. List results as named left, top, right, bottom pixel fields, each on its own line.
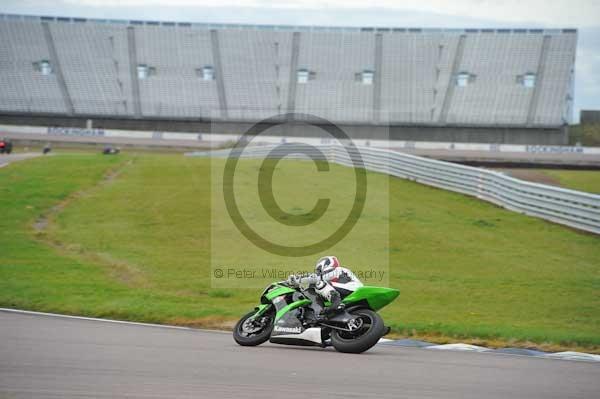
left=315, top=256, right=340, bottom=276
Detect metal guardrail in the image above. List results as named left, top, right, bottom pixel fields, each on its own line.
left=194, top=144, right=600, bottom=235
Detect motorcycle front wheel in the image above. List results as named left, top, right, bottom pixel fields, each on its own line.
left=233, top=310, right=274, bottom=346
left=331, top=308, right=385, bottom=353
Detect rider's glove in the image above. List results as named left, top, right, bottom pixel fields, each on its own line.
left=301, top=273, right=319, bottom=286
left=287, top=274, right=299, bottom=287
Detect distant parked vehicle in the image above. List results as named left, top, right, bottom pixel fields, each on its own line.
left=103, top=146, right=120, bottom=155
left=0, top=139, right=12, bottom=154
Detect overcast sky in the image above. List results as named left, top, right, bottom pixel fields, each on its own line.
left=2, top=0, right=599, bottom=122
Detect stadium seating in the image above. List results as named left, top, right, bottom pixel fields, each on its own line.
left=381, top=32, right=460, bottom=124
left=134, top=26, right=219, bottom=118
left=50, top=22, right=134, bottom=116
left=0, top=15, right=577, bottom=129
left=295, top=31, right=375, bottom=123
left=447, top=32, right=544, bottom=125
left=0, top=20, right=67, bottom=114
left=219, top=30, right=293, bottom=120
left=531, top=33, right=577, bottom=125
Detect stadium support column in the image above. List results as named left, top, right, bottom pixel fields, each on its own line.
left=42, top=22, right=74, bottom=116
left=286, top=32, right=301, bottom=120
left=439, top=34, right=466, bottom=124
left=373, top=33, right=383, bottom=124
left=527, top=35, right=551, bottom=126
left=210, top=30, right=228, bottom=119
left=127, top=27, right=142, bottom=119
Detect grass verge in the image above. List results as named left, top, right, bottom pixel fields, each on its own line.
left=1, top=152, right=599, bottom=353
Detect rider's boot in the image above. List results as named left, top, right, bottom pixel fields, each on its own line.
left=319, top=291, right=344, bottom=319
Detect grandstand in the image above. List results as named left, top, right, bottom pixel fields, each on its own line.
left=0, top=14, right=577, bottom=144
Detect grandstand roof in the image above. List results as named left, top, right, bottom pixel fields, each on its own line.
left=0, top=13, right=577, bottom=35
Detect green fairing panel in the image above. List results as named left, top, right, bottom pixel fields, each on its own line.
left=253, top=304, right=271, bottom=318
left=342, top=286, right=399, bottom=311
left=264, top=285, right=296, bottom=301
left=275, top=299, right=311, bottom=321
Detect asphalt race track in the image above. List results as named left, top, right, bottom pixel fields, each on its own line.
left=4, top=131, right=600, bottom=168
left=1, top=311, right=598, bottom=398
left=0, top=153, right=41, bottom=168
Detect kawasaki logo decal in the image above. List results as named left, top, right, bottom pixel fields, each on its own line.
left=274, top=326, right=302, bottom=333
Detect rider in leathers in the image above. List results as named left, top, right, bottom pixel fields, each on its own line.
left=287, top=256, right=363, bottom=317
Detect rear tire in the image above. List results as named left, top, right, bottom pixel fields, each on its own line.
left=331, top=309, right=385, bottom=354
left=233, top=310, right=273, bottom=346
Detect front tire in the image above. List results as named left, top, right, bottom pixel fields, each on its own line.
left=331, top=309, right=385, bottom=353
left=233, top=310, right=274, bottom=346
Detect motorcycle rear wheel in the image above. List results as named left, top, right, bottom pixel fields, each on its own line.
left=331, top=309, right=385, bottom=353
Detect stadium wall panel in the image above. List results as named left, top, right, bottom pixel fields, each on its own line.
left=0, top=114, right=566, bottom=144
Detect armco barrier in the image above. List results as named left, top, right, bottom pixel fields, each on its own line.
left=194, top=144, right=600, bottom=235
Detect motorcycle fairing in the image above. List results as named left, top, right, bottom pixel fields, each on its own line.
left=269, top=309, right=322, bottom=346
left=342, top=286, right=399, bottom=311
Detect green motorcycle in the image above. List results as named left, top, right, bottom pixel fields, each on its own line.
left=233, top=281, right=399, bottom=353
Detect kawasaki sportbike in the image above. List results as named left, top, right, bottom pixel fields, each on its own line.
left=233, top=281, right=399, bottom=353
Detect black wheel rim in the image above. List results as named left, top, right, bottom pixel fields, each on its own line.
left=238, top=314, right=271, bottom=338
left=336, top=313, right=374, bottom=340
